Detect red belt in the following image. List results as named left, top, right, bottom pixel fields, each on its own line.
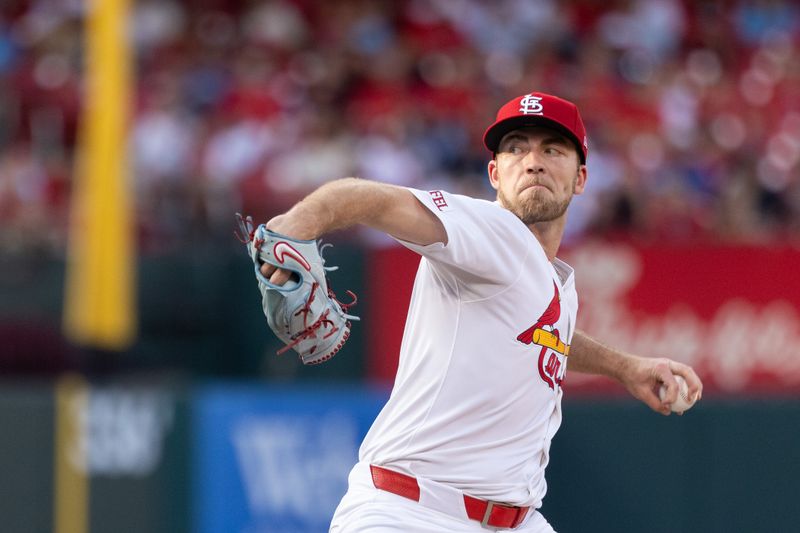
left=370, top=465, right=529, bottom=530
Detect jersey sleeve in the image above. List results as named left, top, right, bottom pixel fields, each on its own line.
left=395, top=188, right=534, bottom=285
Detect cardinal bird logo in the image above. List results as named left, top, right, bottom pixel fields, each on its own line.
left=517, top=281, right=570, bottom=390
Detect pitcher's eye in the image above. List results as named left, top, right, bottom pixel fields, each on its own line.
left=544, top=147, right=564, bottom=156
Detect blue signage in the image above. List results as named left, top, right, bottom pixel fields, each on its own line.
left=192, top=384, right=387, bottom=533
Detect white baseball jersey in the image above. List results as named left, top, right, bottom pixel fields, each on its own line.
left=359, top=188, right=578, bottom=509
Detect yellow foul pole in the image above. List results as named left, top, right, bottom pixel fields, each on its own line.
left=64, top=0, right=135, bottom=350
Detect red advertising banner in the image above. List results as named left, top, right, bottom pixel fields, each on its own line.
left=367, top=242, right=800, bottom=394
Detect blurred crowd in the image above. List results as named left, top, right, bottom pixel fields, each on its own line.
left=1, top=0, right=799, bottom=253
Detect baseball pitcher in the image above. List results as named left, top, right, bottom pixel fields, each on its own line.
left=241, top=91, right=703, bottom=532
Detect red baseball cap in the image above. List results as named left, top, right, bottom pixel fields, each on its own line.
left=483, top=92, right=588, bottom=163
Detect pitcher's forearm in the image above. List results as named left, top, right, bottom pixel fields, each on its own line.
left=569, top=330, right=635, bottom=381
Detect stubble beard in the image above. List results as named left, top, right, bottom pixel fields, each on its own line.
left=498, top=178, right=575, bottom=225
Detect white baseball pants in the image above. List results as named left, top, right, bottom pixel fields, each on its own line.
left=329, top=462, right=556, bottom=532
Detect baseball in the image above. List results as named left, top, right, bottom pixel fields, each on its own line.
left=658, top=375, right=696, bottom=413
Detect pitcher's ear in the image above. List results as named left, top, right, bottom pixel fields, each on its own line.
left=574, top=164, right=588, bottom=195
left=488, top=159, right=500, bottom=190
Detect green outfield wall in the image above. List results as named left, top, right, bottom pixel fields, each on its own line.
left=0, top=380, right=798, bottom=533
left=545, top=398, right=800, bottom=533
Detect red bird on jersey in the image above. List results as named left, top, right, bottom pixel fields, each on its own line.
left=516, top=281, right=561, bottom=344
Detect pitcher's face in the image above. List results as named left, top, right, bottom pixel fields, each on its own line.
left=488, top=127, right=587, bottom=225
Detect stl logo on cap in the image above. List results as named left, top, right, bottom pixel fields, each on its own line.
left=519, top=94, right=544, bottom=115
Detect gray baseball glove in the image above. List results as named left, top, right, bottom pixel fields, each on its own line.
left=236, top=214, right=359, bottom=365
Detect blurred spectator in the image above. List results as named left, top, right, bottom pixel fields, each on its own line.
left=0, top=0, right=798, bottom=253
